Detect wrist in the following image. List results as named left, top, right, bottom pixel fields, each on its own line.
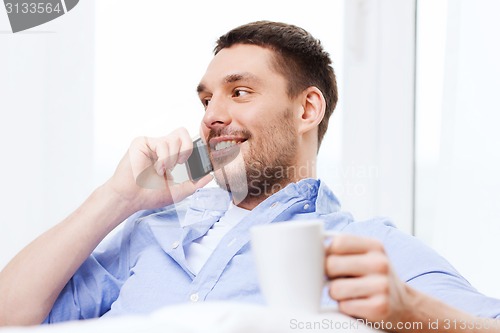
left=100, top=180, right=141, bottom=213
left=396, top=285, right=484, bottom=333
left=384, top=284, right=428, bottom=333
left=91, top=183, right=140, bottom=229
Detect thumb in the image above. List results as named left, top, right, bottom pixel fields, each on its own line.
left=169, top=174, right=213, bottom=203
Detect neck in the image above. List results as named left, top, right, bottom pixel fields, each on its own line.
left=234, top=157, right=317, bottom=210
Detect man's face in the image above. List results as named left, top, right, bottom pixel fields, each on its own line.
left=197, top=44, right=300, bottom=200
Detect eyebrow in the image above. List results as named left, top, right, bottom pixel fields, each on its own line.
left=197, top=72, right=261, bottom=94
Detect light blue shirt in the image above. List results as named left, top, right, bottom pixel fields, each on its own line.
left=44, top=179, right=500, bottom=323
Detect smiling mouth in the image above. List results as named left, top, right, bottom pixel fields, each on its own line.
left=209, top=136, right=248, bottom=151
left=208, top=137, right=247, bottom=166
left=213, top=139, right=246, bottom=151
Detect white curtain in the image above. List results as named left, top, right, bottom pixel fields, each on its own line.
left=416, top=0, right=500, bottom=298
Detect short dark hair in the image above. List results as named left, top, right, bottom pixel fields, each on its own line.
left=214, top=21, right=338, bottom=149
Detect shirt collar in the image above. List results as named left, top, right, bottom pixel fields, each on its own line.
left=189, top=178, right=341, bottom=215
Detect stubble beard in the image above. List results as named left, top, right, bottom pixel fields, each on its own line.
left=212, top=109, right=298, bottom=204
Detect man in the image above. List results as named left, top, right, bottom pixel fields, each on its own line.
left=0, top=21, right=499, bottom=331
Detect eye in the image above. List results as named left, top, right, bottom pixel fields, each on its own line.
left=202, top=97, right=211, bottom=107
left=232, top=89, right=250, bottom=98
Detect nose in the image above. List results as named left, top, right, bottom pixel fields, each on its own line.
left=202, top=95, right=232, bottom=130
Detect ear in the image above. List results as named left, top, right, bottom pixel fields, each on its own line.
left=296, top=86, right=326, bottom=135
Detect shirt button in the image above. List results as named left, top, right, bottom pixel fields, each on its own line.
left=270, top=202, right=279, bottom=208
left=172, top=241, right=180, bottom=249
left=190, top=293, right=199, bottom=302
left=303, top=203, right=310, bottom=210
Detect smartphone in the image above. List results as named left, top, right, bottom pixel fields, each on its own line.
left=186, top=137, right=213, bottom=181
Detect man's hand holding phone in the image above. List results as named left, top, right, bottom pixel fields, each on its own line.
left=104, top=128, right=213, bottom=214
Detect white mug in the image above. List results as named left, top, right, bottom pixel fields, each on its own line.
left=250, top=219, right=334, bottom=313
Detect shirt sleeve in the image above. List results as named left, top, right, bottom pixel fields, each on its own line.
left=342, top=218, right=500, bottom=319
left=43, top=212, right=142, bottom=323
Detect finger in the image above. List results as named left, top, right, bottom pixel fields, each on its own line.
left=193, top=173, right=213, bottom=188
left=168, top=173, right=213, bottom=203
left=174, top=128, right=194, bottom=165
left=136, top=165, right=167, bottom=190
left=329, top=275, right=389, bottom=301
left=129, top=137, right=158, bottom=180
left=139, top=136, right=158, bottom=161
left=130, top=136, right=175, bottom=187
left=326, top=234, right=385, bottom=255
left=325, top=251, right=390, bottom=277
left=150, top=138, right=172, bottom=176
left=155, top=129, right=193, bottom=174
left=338, top=294, right=391, bottom=322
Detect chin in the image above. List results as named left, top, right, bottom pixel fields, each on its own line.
left=213, top=153, right=250, bottom=200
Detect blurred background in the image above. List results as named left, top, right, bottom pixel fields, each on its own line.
left=1, top=0, right=499, bottom=298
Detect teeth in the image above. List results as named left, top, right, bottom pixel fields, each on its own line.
left=215, top=140, right=238, bottom=151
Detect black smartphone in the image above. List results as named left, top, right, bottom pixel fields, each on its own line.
left=186, top=137, right=213, bottom=181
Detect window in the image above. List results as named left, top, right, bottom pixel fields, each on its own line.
left=415, top=0, right=500, bottom=298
